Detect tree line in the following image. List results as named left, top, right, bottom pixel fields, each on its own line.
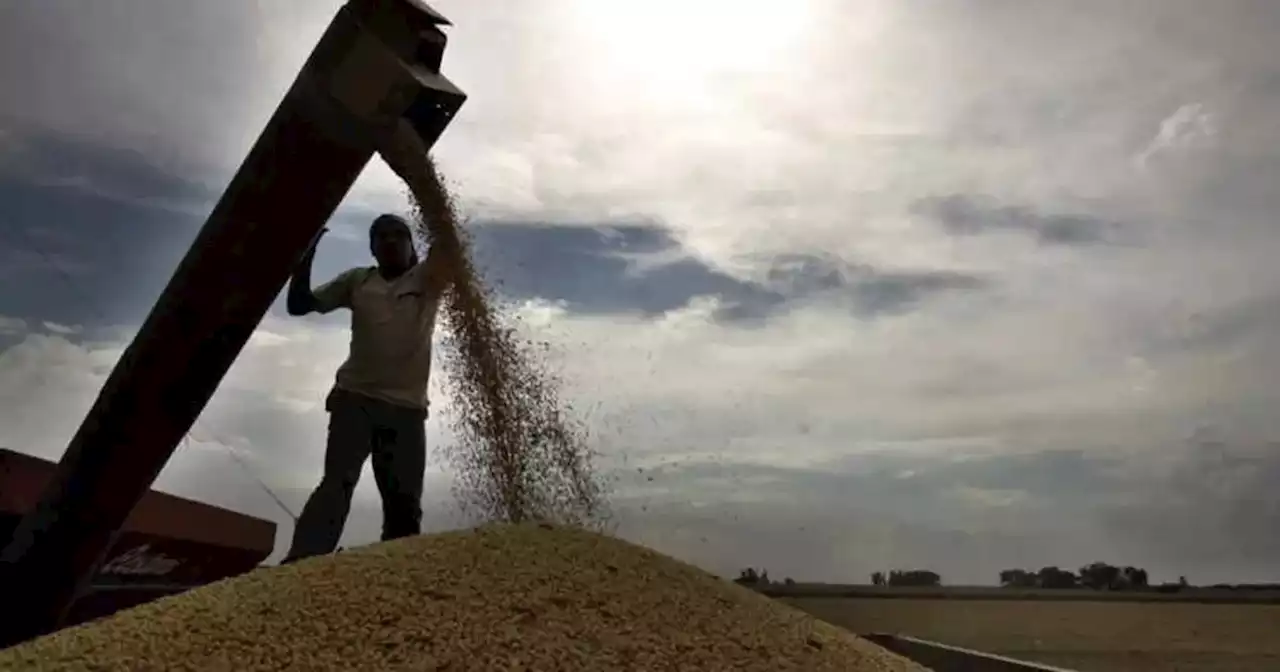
left=1000, top=562, right=1156, bottom=590
left=736, top=562, right=1280, bottom=593
left=734, top=567, right=941, bottom=587
left=870, top=569, right=941, bottom=587
left=733, top=567, right=795, bottom=586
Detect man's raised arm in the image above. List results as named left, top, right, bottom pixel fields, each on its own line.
left=286, top=228, right=358, bottom=316
left=286, top=230, right=325, bottom=316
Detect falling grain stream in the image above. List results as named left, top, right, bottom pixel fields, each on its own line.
left=407, top=156, right=609, bottom=529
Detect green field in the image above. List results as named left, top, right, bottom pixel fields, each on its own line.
left=780, top=595, right=1280, bottom=671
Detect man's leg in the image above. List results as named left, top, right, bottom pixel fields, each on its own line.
left=283, top=390, right=372, bottom=562
left=369, top=403, right=426, bottom=542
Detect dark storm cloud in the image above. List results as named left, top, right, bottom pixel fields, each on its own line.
left=0, top=173, right=391, bottom=331
left=913, top=194, right=1122, bottom=246
left=0, top=136, right=990, bottom=330
left=0, top=179, right=197, bottom=328
left=0, top=149, right=366, bottom=329
left=757, top=253, right=988, bottom=319
left=747, top=253, right=988, bottom=321
left=847, top=266, right=988, bottom=316
left=465, top=221, right=776, bottom=318
left=466, top=227, right=988, bottom=323
left=0, top=128, right=378, bottom=328
left=0, top=125, right=216, bottom=207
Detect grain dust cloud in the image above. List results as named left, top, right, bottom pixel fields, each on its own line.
left=405, top=155, right=611, bottom=530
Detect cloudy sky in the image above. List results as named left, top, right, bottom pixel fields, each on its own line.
left=3, top=0, right=1280, bottom=586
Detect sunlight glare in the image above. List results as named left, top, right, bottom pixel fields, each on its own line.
left=567, top=0, right=815, bottom=91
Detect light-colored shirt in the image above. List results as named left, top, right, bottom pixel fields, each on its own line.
left=312, top=258, right=446, bottom=411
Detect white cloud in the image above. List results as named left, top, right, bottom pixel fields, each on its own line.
left=0, top=315, right=25, bottom=335
left=0, top=333, right=124, bottom=460
left=1134, top=103, right=1219, bottom=169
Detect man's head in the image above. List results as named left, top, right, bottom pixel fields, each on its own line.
left=370, top=214, right=418, bottom=272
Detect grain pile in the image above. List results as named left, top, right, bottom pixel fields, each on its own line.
left=407, top=157, right=610, bottom=529
left=0, top=524, right=928, bottom=671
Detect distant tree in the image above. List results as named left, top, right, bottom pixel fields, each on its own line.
left=871, top=571, right=886, bottom=587
left=999, top=569, right=1037, bottom=588
left=759, top=569, right=771, bottom=585
left=1118, top=566, right=1149, bottom=589
left=734, top=568, right=760, bottom=585
left=1079, top=562, right=1122, bottom=590
left=784, top=577, right=796, bottom=586
left=1179, top=575, right=1189, bottom=588
left=888, top=569, right=941, bottom=587
left=1037, top=566, right=1078, bottom=589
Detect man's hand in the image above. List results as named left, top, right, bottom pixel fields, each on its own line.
left=377, top=118, right=432, bottom=183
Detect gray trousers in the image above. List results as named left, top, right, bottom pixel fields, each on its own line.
left=284, top=387, right=427, bottom=562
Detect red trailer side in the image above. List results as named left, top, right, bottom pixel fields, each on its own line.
left=0, top=448, right=276, bottom=626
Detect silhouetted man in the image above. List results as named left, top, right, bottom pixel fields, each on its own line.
left=282, top=121, right=451, bottom=563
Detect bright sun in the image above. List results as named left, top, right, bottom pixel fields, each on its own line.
left=566, top=0, right=815, bottom=92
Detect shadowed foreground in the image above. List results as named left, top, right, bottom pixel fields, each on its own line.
left=0, top=524, right=924, bottom=671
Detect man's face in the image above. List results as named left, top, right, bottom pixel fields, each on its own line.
left=371, top=220, right=414, bottom=270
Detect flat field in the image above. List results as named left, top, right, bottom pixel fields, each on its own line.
left=781, top=595, right=1280, bottom=671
